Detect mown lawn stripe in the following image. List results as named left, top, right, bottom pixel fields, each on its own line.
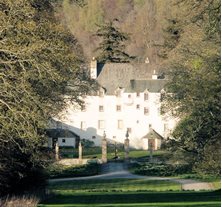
left=39, top=201, right=220, bottom=207
left=41, top=191, right=220, bottom=205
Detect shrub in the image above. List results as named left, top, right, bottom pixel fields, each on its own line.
left=133, top=163, right=192, bottom=176
left=47, top=163, right=100, bottom=178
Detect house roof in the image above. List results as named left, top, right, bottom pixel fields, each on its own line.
left=96, top=63, right=166, bottom=95
left=128, top=79, right=168, bottom=93
left=45, top=129, right=80, bottom=138
left=142, top=128, right=164, bottom=140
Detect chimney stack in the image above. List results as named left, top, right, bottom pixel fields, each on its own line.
left=152, top=70, right=158, bottom=80
left=90, top=57, right=97, bottom=79
left=145, top=57, right=150, bottom=64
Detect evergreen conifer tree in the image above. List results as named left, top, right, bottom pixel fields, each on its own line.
left=95, top=21, right=135, bottom=63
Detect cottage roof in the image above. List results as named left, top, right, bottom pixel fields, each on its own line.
left=96, top=63, right=166, bottom=94
left=142, top=128, right=164, bottom=140
left=46, top=129, right=80, bottom=138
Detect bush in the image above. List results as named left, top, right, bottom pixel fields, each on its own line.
left=47, top=163, right=100, bottom=178
left=133, top=163, right=192, bottom=176
left=81, top=139, right=95, bottom=148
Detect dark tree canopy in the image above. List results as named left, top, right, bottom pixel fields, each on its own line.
left=0, top=0, right=95, bottom=195
left=95, top=21, right=135, bottom=63
left=161, top=0, right=220, bottom=175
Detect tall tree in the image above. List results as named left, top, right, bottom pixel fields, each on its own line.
left=0, top=0, right=95, bottom=195
left=95, top=21, right=135, bottom=63
left=161, top=0, right=220, bottom=175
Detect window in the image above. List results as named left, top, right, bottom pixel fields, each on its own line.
left=99, top=91, right=104, bottom=97
left=144, top=107, right=149, bottom=115
left=98, top=120, right=105, bottom=129
left=136, top=120, right=139, bottom=124
left=92, top=136, right=96, bottom=139
left=149, top=124, right=152, bottom=128
left=136, top=104, right=140, bottom=109
left=62, top=139, right=66, bottom=143
left=81, top=121, right=86, bottom=130
left=116, top=105, right=121, bottom=112
left=116, top=90, right=121, bottom=97
left=127, top=128, right=132, bottom=133
left=118, top=120, right=123, bottom=129
left=128, top=94, right=131, bottom=98
left=144, top=93, right=149, bottom=101
left=136, top=92, right=140, bottom=97
left=99, top=105, right=104, bottom=112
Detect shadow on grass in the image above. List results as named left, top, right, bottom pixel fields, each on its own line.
left=42, top=190, right=220, bottom=205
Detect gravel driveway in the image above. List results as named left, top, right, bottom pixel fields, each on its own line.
left=49, top=162, right=215, bottom=191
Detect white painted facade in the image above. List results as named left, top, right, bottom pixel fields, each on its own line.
left=56, top=90, right=176, bottom=150
left=54, top=60, right=178, bottom=150
left=47, top=137, right=76, bottom=148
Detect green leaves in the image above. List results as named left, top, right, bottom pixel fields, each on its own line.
left=162, top=0, right=220, bottom=175
left=0, top=0, right=94, bottom=195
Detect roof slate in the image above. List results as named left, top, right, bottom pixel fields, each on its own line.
left=96, top=63, right=167, bottom=94
left=46, top=129, right=80, bottom=138
left=142, top=128, right=164, bottom=140
left=128, top=79, right=168, bottom=93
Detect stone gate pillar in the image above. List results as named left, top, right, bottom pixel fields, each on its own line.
left=149, top=141, right=153, bottom=163
left=102, top=131, right=107, bottom=163
left=124, top=130, right=130, bottom=161
left=78, top=141, right=82, bottom=163
left=55, top=142, right=59, bottom=161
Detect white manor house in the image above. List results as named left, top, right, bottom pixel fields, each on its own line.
left=51, top=58, right=178, bottom=150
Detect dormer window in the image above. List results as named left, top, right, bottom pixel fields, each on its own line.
left=115, top=87, right=123, bottom=97
left=99, top=91, right=104, bottom=97
left=116, top=90, right=121, bottom=97
left=98, top=88, right=105, bottom=97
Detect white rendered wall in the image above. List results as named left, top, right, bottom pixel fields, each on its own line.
left=58, top=137, right=75, bottom=147
left=56, top=92, right=177, bottom=149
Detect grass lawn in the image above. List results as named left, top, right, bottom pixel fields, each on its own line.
left=39, top=179, right=220, bottom=207
left=174, top=174, right=221, bottom=190
left=83, top=149, right=167, bottom=160
left=48, top=179, right=181, bottom=192
left=39, top=191, right=220, bottom=207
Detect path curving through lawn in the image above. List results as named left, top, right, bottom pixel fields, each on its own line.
left=48, top=162, right=214, bottom=191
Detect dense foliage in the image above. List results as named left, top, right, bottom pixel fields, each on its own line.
left=95, top=21, right=135, bottom=63
left=61, top=0, right=166, bottom=62
left=132, top=163, right=192, bottom=177
left=47, top=163, right=100, bottom=178
left=0, top=0, right=94, bottom=195
left=162, top=0, right=220, bottom=175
